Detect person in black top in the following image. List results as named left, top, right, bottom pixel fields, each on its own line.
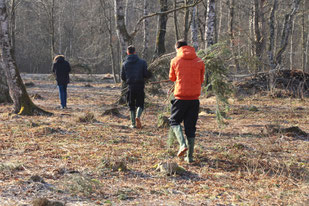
left=52, top=55, right=71, bottom=109
left=121, top=45, right=151, bottom=128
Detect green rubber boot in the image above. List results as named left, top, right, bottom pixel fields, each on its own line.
left=130, top=110, right=136, bottom=128
left=171, top=125, right=188, bottom=157
left=136, top=107, right=143, bottom=129
left=185, top=138, right=195, bottom=163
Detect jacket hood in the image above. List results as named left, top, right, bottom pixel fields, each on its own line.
left=126, top=54, right=139, bottom=63
left=54, top=55, right=65, bottom=63
left=177, top=46, right=197, bottom=60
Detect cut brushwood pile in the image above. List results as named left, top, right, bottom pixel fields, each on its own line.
left=235, top=69, right=309, bottom=98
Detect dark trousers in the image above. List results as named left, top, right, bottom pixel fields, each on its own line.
left=169, top=99, right=200, bottom=138
left=58, top=84, right=67, bottom=108
left=127, top=89, right=145, bottom=111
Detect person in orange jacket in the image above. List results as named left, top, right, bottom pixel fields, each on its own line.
left=169, top=39, right=205, bottom=163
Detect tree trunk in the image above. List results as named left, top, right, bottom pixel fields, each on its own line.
left=153, top=0, right=168, bottom=60
left=101, top=0, right=118, bottom=83
left=198, top=1, right=207, bottom=44
left=302, top=1, right=308, bottom=72
left=228, top=0, right=240, bottom=73
left=183, top=0, right=191, bottom=42
left=114, top=0, right=133, bottom=104
left=142, top=0, right=149, bottom=60
left=249, top=5, right=254, bottom=58
left=306, top=13, right=309, bottom=72
left=50, top=0, right=55, bottom=61
left=0, top=66, right=11, bottom=103
left=289, top=19, right=295, bottom=70
left=9, top=0, right=16, bottom=58
left=268, top=0, right=277, bottom=70
left=253, top=0, right=266, bottom=72
left=0, top=0, right=51, bottom=115
left=217, top=0, right=222, bottom=42
left=173, top=0, right=179, bottom=41
left=275, top=0, right=301, bottom=66
left=205, top=0, right=216, bottom=49
left=191, top=5, right=198, bottom=51
left=114, top=0, right=132, bottom=61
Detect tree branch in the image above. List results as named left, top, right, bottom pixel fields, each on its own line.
left=130, top=0, right=203, bottom=38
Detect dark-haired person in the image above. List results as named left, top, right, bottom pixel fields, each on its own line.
left=121, top=45, right=151, bottom=128
left=169, top=40, right=205, bottom=163
left=52, top=55, right=71, bottom=109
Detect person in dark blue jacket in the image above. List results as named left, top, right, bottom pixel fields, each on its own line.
left=121, top=45, right=151, bottom=128
left=52, top=55, right=71, bottom=109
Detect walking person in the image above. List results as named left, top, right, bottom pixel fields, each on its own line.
left=52, top=55, right=71, bottom=109
left=169, top=39, right=205, bottom=163
left=121, top=45, right=151, bottom=128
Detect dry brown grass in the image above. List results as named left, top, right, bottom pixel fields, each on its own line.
left=0, top=74, right=308, bottom=205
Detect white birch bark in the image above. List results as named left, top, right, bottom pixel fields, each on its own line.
left=275, top=0, right=301, bottom=66
left=205, top=0, right=216, bottom=49
left=289, top=19, right=295, bottom=70
left=114, top=0, right=131, bottom=62
left=0, top=66, right=11, bottom=103
left=0, top=0, right=49, bottom=115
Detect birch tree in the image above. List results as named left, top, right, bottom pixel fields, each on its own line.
left=0, top=0, right=50, bottom=115
left=275, top=0, right=301, bottom=67
left=142, top=0, right=149, bottom=60
left=0, top=66, right=11, bottom=103
left=205, top=0, right=216, bottom=49
left=100, top=0, right=118, bottom=83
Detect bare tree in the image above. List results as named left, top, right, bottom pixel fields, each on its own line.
left=0, top=66, right=11, bottom=103
left=228, top=0, right=240, bottom=72
left=275, top=0, right=301, bottom=67
left=183, top=0, right=191, bottom=41
left=0, top=0, right=50, bottom=115
left=173, top=0, right=179, bottom=41
left=205, top=0, right=216, bottom=49
left=253, top=0, right=266, bottom=72
left=191, top=5, right=198, bottom=50
left=153, top=0, right=168, bottom=60
left=268, top=0, right=277, bottom=70
left=142, top=0, right=150, bottom=60
left=301, top=0, right=308, bottom=71
left=100, top=0, right=118, bottom=83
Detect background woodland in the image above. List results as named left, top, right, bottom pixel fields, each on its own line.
left=4, top=0, right=309, bottom=76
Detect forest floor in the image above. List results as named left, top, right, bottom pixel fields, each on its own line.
left=0, top=74, right=308, bottom=206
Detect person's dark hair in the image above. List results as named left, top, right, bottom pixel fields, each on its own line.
left=127, top=45, right=135, bottom=54
left=175, top=39, right=187, bottom=49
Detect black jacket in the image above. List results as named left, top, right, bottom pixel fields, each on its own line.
left=121, top=54, right=151, bottom=91
left=52, top=56, right=71, bottom=85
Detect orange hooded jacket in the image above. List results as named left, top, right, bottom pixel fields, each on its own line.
left=169, top=45, right=205, bottom=100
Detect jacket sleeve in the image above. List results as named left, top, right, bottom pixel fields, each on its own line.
left=121, top=65, right=126, bottom=81
left=52, top=63, right=56, bottom=74
left=169, top=60, right=176, bottom=82
left=67, top=62, right=71, bottom=73
left=143, top=61, right=152, bottom=79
